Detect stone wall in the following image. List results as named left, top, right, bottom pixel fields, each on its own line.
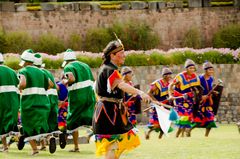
left=51, top=64, right=240, bottom=124
left=1, top=5, right=240, bottom=49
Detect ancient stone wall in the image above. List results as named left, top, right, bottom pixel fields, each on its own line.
left=1, top=4, right=240, bottom=49
left=51, top=64, right=240, bottom=124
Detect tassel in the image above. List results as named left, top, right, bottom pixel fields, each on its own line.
left=169, top=108, right=179, bottom=121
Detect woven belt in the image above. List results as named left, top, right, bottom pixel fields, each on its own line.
left=98, top=96, right=122, bottom=103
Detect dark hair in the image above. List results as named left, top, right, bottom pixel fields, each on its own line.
left=102, top=40, right=123, bottom=65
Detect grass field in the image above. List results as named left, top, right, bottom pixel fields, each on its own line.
left=1, top=124, right=240, bottom=159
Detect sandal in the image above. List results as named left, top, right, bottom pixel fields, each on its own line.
left=0, top=147, right=8, bottom=152
left=49, top=137, right=56, bottom=154
left=31, top=151, right=39, bottom=156
left=59, top=133, right=67, bottom=149
left=17, top=135, right=25, bottom=150
left=39, top=146, right=46, bottom=151
left=69, top=148, right=79, bottom=152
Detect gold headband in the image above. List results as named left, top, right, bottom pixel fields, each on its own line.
left=108, top=45, right=124, bottom=55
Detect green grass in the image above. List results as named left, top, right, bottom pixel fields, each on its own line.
left=1, top=124, right=240, bottom=159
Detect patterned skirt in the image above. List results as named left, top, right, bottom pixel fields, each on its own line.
left=175, top=101, right=195, bottom=128
left=58, top=102, right=68, bottom=131
left=193, top=104, right=217, bottom=128
left=93, top=101, right=140, bottom=157
left=128, top=102, right=137, bottom=126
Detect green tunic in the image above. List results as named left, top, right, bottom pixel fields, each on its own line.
left=0, top=65, right=20, bottom=136
left=19, top=66, right=50, bottom=137
left=64, top=61, right=96, bottom=131
left=42, top=69, right=58, bottom=133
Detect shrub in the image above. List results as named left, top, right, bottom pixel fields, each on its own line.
left=66, top=33, right=82, bottom=51
left=201, top=51, right=235, bottom=64
left=4, top=55, right=21, bottom=70
left=4, top=31, right=33, bottom=54
left=34, top=33, right=65, bottom=55
left=43, top=58, right=63, bottom=69
left=182, top=28, right=202, bottom=49
left=77, top=56, right=102, bottom=68
left=149, top=53, right=171, bottom=65
left=124, top=53, right=150, bottom=66
left=109, top=21, right=160, bottom=51
left=213, top=24, right=240, bottom=50
left=84, top=28, right=112, bottom=53
left=0, top=29, right=6, bottom=53
left=84, top=20, right=160, bottom=53
left=3, top=48, right=240, bottom=70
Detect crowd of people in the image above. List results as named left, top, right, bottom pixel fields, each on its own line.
left=0, top=38, right=222, bottom=159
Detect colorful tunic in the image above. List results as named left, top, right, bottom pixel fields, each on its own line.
left=173, top=71, right=200, bottom=128
left=123, top=81, right=141, bottom=126
left=18, top=66, right=50, bottom=138
left=93, top=62, right=140, bottom=157
left=56, top=81, right=68, bottom=131
left=147, top=79, right=173, bottom=132
left=0, top=65, right=20, bottom=137
left=42, top=69, right=59, bottom=133
left=63, top=61, right=96, bottom=131
left=193, top=75, right=217, bottom=128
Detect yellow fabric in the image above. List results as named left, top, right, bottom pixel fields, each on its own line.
left=154, top=80, right=168, bottom=97
left=180, top=116, right=190, bottom=121
left=175, top=73, right=200, bottom=91
left=95, top=131, right=140, bottom=158
left=160, top=90, right=168, bottom=97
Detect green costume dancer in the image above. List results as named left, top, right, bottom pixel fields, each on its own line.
left=33, top=53, right=58, bottom=153
left=18, top=49, right=51, bottom=155
left=0, top=53, right=20, bottom=152
left=34, top=54, right=59, bottom=134
left=62, top=49, right=96, bottom=152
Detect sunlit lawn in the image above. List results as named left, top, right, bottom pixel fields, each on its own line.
left=1, top=124, right=240, bottom=159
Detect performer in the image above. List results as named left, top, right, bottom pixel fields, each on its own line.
left=0, top=53, right=20, bottom=152
left=121, top=66, right=141, bottom=127
left=168, top=59, right=200, bottom=137
left=145, top=67, right=173, bottom=140
left=61, top=49, right=96, bottom=152
left=56, top=80, right=68, bottom=132
left=193, top=61, right=217, bottom=137
left=18, top=49, right=52, bottom=155
left=56, top=79, right=68, bottom=149
left=33, top=53, right=59, bottom=153
left=92, top=38, right=151, bottom=159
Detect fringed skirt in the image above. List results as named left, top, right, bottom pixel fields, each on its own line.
left=93, top=101, right=140, bottom=157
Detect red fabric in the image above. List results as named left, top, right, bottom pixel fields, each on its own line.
left=173, top=90, right=183, bottom=97
left=183, top=71, right=197, bottom=81
left=108, top=70, right=122, bottom=89
left=186, top=92, right=194, bottom=98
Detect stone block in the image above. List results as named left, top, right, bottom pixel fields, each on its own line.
left=0, top=2, right=15, bottom=12
left=148, top=2, right=157, bottom=10
left=73, top=2, right=80, bottom=11
left=175, top=1, right=183, bottom=8
left=166, top=2, right=175, bottom=8
left=228, top=93, right=240, bottom=98
left=220, top=97, right=227, bottom=102
left=188, top=0, right=202, bottom=8
left=15, top=3, right=27, bottom=12
left=91, top=3, right=100, bottom=12
left=130, top=1, right=148, bottom=10
left=158, top=2, right=166, bottom=9
left=41, top=3, right=55, bottom=11
left=202, top=0, right=212, bottom=7
left=79, top=2, right=91, bottom=11
left=62, top=3, right=73, bottom=11
left=121, top=2, right=130, bottom=10
left=234, top=0, right=240, bottom=7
